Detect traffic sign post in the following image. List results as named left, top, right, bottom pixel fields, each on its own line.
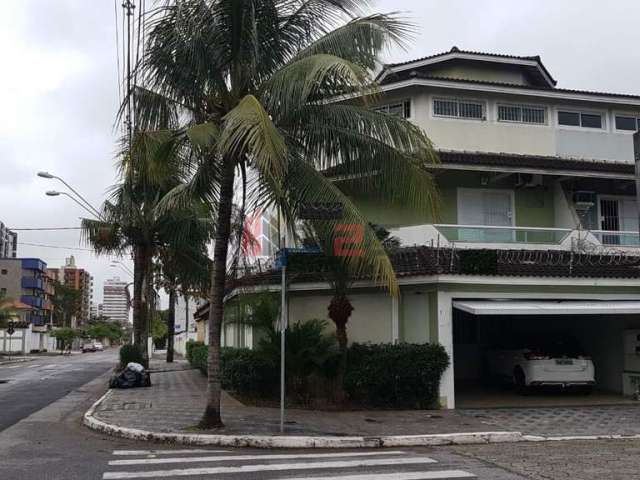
left=6, top=320, right=15, bottom=362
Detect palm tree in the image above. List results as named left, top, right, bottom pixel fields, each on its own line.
left=82, top=130, right=212, bottom=364
left=0, top=293, right=18, bottom=327
left=157, top=230, right=211, bottom=363
left=132, top=0, right=439, bottom=428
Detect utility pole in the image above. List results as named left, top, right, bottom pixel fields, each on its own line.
left=123, top=0, right=135, bottom=144
left=634, top=131, right=640, bottom=244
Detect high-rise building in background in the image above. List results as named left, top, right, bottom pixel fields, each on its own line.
left=0, top=221, right=17, bottom=258
left=102, top=277, right=130, bottom=324
left=46, top=256, right=93, bottom=327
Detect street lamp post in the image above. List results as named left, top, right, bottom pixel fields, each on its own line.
left=38, top=171, right=103, bottom=220
left=45, top=191, right=101, bottom=220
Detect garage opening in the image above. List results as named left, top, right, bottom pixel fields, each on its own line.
left=452, top=299, right=640, bottom=408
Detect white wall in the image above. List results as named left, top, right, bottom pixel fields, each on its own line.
left=288, top=292, right=394, bottom=344
left=383, top=89, right=636, bottom=162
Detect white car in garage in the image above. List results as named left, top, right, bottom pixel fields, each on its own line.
left=486, top=337, right=595, bottom=392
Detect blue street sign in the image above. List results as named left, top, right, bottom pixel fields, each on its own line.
left=275, top=246, right=322, bottom=269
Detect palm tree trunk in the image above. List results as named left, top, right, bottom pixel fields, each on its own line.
left=166, top=286, right=176, bottom=363
left=328, top=293, right=354, bottom=404
left=133, top=244, right=150, bottom=366
left=200, top=159, right=235, bottom=429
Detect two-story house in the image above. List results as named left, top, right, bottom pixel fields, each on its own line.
left=206, top=47, right=640, bottom=409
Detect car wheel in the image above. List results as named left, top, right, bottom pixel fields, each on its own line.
left=514, top=367, right=528, bottom=394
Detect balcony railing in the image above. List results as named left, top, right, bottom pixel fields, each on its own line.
left=590, top=230, right=640, bottom=247
left=433, top=224, right=572, bottom=245
left=21, top=277, right=44, bottom=290
left=389, top=224, right=640, bottom=251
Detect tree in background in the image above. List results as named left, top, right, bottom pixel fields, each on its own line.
left=51, top=281, right=81, bottom=327
left=0, top=293, right=18, bottom=328
left=84, top=318, right=126, bottom=344
left=131, top=0, right=438, bottom=428
left=82, top=131, right=212, bottom=366
left=51, top=327, right=80, bottom=354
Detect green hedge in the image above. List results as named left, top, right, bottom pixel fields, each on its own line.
left=344, top=343, right=450, bottom=409
left=119, top=344, right=144, bottom=369
left=187, top=341, right=450, bottom=409
left=186, top=340, right=203, bottom=365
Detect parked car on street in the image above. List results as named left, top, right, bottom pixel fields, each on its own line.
left=93, top=342, right=104, bottom=352
left=486, top=336, right=595, bottom=393
left=82, top=343, right=96, bottom=353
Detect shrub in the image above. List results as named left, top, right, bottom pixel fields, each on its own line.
left=186, top=340, right=203, bottom=364
left=220, top=347, right=278, bottom=398
left=189, top=342, right=208, bottom=375
left=119, top=344, right=144, bottom=368
left=344, top=343, right=450, bottom=409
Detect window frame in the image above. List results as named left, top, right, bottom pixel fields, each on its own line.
left=613, top=112, right=640, bottom=133
left=496, top=102, right=547, bottom=126
left=373, top=99, right=412, bottom=119
left=432, top=97, right=486, bottom=121
left=556, top=107, right=606, bottom=131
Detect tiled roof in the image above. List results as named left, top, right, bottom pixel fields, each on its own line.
left=382, top=72, right=640, bottom=101
left=437, top=150, right=634, bottom=175
left=223, top=246, right=640, bottom=289
left=384, top=46, right=557, bottom=86
left=323, top=150, right=634, bottom=178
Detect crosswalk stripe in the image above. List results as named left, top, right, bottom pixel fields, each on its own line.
left=113, top=449, right=227, bottom=456
left=102, top=457, right=437, bottom=479
left=27, top=364, right=42, bottom=368
left=278, top=472, right=476, bottom=480
left=109, top=450, right=408, bottom=466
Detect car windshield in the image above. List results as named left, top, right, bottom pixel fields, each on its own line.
left=526, top=336, right=586, bottom=357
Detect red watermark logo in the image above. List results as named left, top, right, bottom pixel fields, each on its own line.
left=333, top=224, right=365, bottom=257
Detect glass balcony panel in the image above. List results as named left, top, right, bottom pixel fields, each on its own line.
left=435, top=225, right=570, bottom=245
left=592, top=231, right=640, bottom=247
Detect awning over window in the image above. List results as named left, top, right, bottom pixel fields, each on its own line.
left=452, top=300, right=640, bottom=316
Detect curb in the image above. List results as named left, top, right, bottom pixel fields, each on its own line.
left=0, top=357, right=33, bottom=366
left=83, top=390, right=525, bottom=448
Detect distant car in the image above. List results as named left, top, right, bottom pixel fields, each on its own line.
left=93, top=342, right=104, bottom=352
left=486, top=337, right=595, bottom=393
left=82, top=343, right=96, bottom=353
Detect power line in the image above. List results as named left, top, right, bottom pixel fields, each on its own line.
left=18, top=242, right=95, bottom=252
left=10, top=227, right=83, bottom=231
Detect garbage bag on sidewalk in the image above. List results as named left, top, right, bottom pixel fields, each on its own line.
left=109, top=363, right=151, bottom=389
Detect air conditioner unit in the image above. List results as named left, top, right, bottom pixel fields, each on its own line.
left=515, top=173, right=543, bottom=188
left=573, top=191, right=596, bottom=213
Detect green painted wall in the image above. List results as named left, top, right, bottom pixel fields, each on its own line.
left=347, top=171, right=555, bottom=229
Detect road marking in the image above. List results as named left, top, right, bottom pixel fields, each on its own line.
left=109, top=450, right=408, bottom=466
left=279, top=472, right=476, bottom=480
left=27, top=364, right=42, bottom=368
left=113, top=449, right=227, bottom=456
left=4, top=365, right=22, bottom=369
left=103, top=457, right=438, bottom=479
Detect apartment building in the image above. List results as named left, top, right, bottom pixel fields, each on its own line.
left=0, top=222, right=17, bottom=258
left=0, top=258, right=52, bottom=326
left=47, top=256, right=93, bottom=327
left=102, top=277, right=130, bottom=324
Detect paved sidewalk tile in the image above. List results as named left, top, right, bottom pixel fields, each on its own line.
left=94, top=368, right=640, bottom=437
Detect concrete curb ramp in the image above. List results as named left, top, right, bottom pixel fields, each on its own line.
left=84, top=390, right=639, bottom=448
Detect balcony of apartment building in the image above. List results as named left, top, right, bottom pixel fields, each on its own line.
left=21, top=294, right=44, bottom=309
left=21, top=276, right=44, bottom=290
left=22, top=258, right=46, bottom=272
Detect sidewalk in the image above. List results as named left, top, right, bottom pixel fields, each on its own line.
left=86, top=366, right=640, bottom=447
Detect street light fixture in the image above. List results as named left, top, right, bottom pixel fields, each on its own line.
left=45, top=191, right=101, bottom=220
left=38, top=171, right=103, bottom=220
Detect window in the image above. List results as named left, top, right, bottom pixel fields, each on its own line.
left=498, top=104, right=546, bottom=124
left=374, top=100, right=410, bottom=118
left=434, top=98, right=484, bottom=120
left=558, top=110, right=603, bottom=129
left=615, top=115, right=640, bottom=131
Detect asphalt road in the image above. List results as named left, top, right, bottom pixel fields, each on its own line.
left=0, top=349, right=115, bottom=431
left=2, top=351, right=639, bottom=479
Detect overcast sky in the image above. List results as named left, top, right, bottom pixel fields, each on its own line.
left=2, top=0, right=640, bottom=304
